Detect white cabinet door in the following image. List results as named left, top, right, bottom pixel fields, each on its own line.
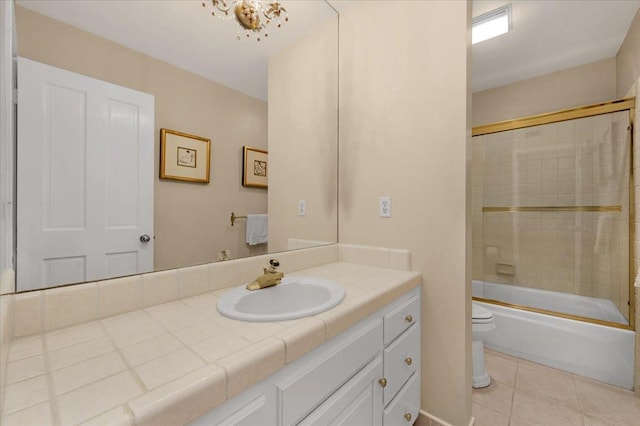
left=299, top=356, right=383, bottom=426
left=278, top=319, right=382, bottom=425
left=216, top=396, right=268, bottom=426
left=17, top=58, right=154, bottom=290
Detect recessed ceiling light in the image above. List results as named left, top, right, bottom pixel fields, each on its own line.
left=472, top=4, right=512, bottom=45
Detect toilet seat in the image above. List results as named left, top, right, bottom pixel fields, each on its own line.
left=472, top=303, right=494, bottom=323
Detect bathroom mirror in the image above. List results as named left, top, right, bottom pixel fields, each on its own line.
left=10, top=0, right=338, bottom=292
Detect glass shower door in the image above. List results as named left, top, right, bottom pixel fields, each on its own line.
left=472, top=110, right=632, bottom=326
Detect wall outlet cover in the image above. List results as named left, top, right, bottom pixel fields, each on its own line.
left=379, top=196, right=391, bottom=217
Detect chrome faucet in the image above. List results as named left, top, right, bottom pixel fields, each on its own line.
left=246, top=259, right=284, bottom=291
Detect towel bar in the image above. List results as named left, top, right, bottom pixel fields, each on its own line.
left=230, top=212, right=247, bottom=226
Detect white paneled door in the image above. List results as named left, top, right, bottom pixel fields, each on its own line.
left=17, top=58, right=154, bottom=291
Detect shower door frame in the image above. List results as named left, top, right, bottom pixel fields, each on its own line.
left=472, top=97, right=636, bottom=331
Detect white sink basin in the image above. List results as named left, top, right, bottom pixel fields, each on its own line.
left=217, top=277, right=345, bottom=322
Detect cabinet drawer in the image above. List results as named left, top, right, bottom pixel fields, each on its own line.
left=278, top=319, right=382, bottom=425
left=383, top=373, right=419, bottom=426
left=383, top=295, right=419, bottom=345
left=383, top=324, right=419, bottom=406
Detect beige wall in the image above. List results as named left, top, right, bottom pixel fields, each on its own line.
left=472, top=58, right=617, bottom=127
left=15, top=6, right=268, bottom=271
left=268, top=18, right=338, bottom=253
left=339, top=2, right=471, bottom=424
left=617, top=9, right=640, bottom=98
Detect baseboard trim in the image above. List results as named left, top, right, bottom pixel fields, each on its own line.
left=417, top=410, right=451, bottom=426
left=416, top=410, right=474, bottom=426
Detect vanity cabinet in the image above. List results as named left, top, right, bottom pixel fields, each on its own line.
left=191, top=288, right=420, bottom=426
left=300, top=356, right=383, bottom=426
left=278, top=319, right=382, bottom=424
left=382, top=294, right=420, bottom=424
left=384, top=373, right=420, bottom=425
left=216, top=396, right=268, bottom=426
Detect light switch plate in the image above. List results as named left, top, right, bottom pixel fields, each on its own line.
left=298, top=200, right=306, bottom=216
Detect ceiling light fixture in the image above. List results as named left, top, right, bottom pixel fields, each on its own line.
left=201, top=0, right=288, bottom=42
left=472, top=4, right=511, bottom=45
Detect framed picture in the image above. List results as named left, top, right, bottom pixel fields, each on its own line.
left=242, top=146, right=268, bottom=189
left=160, top=128, right=211, bottom=183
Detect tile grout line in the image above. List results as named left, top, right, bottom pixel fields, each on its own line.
left=39, top=294, right=61, bottom=426
left=48, top=352, right=131, bottom=398
left=570, top=372, right=586, bottom=425
left=481, top=349, right=640, bottom=426
left=84, top=313, right=228, bottom=423
left=153, top=300, right=234, bottom=381
left=49, top=341, right=117, bottom=376
left=82, top=310, right=216, bottom=424
left=41, top=331, right=61, bottom=426
left=507, top=357, right=520, bottom=425
left=146, top=299, right=212, bottom=365
left=91, top=319, right=149, bottom=422
left=133, top=299, right=254, bottom=395
left=44, top=322, right=106, bottom=353
left=97, top=318, right=150, bottom=385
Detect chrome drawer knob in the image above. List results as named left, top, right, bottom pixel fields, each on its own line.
left=405, top=357, right=413, bottom=366
left=404, top=413, right=412, bottom=422
left=405, top=315, right=413, bottom=323
left=378, top=378, right=387, bottom=388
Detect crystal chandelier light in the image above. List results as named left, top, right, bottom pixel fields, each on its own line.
left=201, top=0, right=289, bottom=41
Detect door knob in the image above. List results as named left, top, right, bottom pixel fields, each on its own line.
left=404, top=413, right=412, bottom=422
left=139, top=234, right=151, bottom=243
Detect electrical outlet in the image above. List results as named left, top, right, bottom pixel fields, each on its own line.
left=217, top=250, right=230, bottom=261
left=298, top=200, right=306, bottom=216
left=379, top=196, right=391, bottom=217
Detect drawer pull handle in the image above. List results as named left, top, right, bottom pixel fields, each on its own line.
left=405, top=357, right=413, bottom=366
left=404, top=413, right=412, bottom=422
left=405, top=315, right=413, bottom=323
left=378, top=378, right=387, bottom=388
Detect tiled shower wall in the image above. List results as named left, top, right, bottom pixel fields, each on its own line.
left=472, top=111, right=632, bottom=320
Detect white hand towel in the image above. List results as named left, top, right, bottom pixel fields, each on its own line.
left=246, top=214, right=268, bottom=245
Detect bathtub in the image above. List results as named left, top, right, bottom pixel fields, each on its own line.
left=474, top=280, right=629, bottom=325
left=473, top=280, right=635, bottom=389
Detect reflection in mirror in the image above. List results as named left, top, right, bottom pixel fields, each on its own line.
left=11, top=0, right=338, bottom=292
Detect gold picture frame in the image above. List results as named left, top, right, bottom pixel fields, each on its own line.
left=242, top=146, right=268, bottom=189
left=160, top=128, right=211, bottom=183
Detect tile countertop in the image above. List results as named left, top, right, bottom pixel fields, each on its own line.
left=2, top=262, right=422, bottom=426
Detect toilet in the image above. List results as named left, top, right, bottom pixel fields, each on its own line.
left=472, top=302, right=496, bottom=388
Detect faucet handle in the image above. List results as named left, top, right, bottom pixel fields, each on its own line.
left=269, top=259, right=280, bottom=269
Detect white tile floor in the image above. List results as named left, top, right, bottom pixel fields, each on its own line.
left=472, top=350, right=640, bottom=426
